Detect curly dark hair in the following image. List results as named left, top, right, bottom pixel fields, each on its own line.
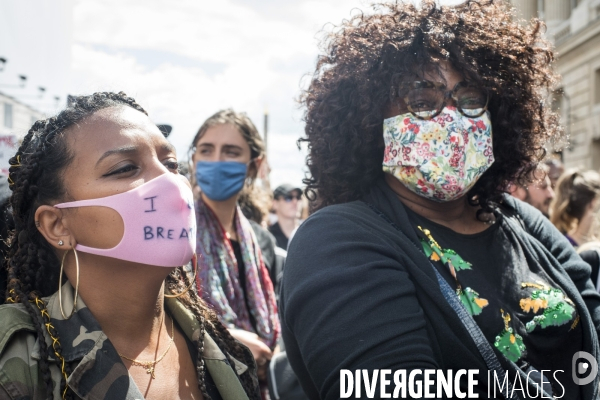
left=3, top=92, right=259, bottom=400
left=300, top=0, right=561, bottom=213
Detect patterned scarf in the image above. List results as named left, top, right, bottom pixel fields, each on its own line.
left=195, top=196, right=279, bottom=349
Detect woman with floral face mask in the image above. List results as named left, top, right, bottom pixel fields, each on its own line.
left=280, top=2, right=600, bottom=400
left=189, top=109, right=279, bottom=389
left=0, top=93, right=260, bottom=400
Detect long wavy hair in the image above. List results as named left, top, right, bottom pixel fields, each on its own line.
left=189, top=109, right=271, bottom=224
left=299, top=0, right=562, bottom=214
left=550, top=168, right=600, bottom=235
left=3, top=92, right=259, bottom=400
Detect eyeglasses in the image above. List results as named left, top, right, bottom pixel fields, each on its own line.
left=279, top=194, right=301, bottom=202
left=391, top=79, right=489, bottom=120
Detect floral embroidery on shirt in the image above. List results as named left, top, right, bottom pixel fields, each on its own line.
left=416, top=228, right=580, bottom=364
left=520, top=283, right=576, bottom=333
left=494, top=309, right=525, bottom=362
left=458, top=287, right=489, bottom=316
left=418, top=227, right=487, bottom=316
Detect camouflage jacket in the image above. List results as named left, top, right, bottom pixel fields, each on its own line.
left=0, top=283, right=258, bottom=399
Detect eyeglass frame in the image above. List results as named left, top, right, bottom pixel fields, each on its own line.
left=390, top=77, right=490, bottom=121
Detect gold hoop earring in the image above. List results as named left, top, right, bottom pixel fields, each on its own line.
left=58, top=247, right=80, bottom=319
left=165, top=254, right=197, bottom=298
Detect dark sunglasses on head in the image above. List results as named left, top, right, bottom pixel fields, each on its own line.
left=391, top=77, right=489, bottom=120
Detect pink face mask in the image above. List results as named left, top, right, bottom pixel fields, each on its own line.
left=54, top=173, right=196, bottom=267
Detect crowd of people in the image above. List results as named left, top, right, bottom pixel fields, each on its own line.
left=2, top=1, right=600, bottom=400
left=506, top=160, right=600, bottom=289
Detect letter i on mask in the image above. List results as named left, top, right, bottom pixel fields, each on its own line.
left=54, top=173, right=196, bottom=267
left=382, top=107, right=494, bottom=202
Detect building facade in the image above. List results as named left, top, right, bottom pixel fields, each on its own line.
left=0, top=91, right=45, bottom=173
left=510, top=0, right=600, bottom=170
left=0, top=91, right=44, bottom=137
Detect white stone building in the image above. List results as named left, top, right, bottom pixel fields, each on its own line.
left=510, top=0, right=600, bottom=170
left=0, top=91, right=45, bottom=173
left=0, top=91, right=45, bottom=137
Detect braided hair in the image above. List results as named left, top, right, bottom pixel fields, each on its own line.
left=167, top=267, right=260, bottom=398
left=4, top=92, right=260, bottom=400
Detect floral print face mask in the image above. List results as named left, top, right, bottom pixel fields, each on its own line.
left=382, top=106, right=494, bottom=202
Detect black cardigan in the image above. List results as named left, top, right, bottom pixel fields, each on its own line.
left=280, top=179, right=600, bottom=400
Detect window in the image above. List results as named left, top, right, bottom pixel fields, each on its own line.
left=552, top=89, right=568, bottom=137
left=4, top=103, right=13, bottom=129
left=595, top=68, right=600, bottom=104
left=552, top=89, right=563, bottom=112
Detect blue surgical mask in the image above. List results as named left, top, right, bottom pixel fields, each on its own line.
left=196, top=161, right=247, bottom=201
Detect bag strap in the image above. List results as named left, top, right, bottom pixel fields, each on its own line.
left=363, top=201, right=520, bottom=400
left=593, top=248, right=600, bottom=292
left=432, top=266, right=519, bottom=398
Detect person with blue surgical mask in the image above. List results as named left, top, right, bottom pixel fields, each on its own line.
left=189, top=109, right=279, bottom=391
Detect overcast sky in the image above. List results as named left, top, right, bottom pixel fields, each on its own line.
left=73, top=0, right=380, bottom=188
left=1, top=0, right=465, bottom=188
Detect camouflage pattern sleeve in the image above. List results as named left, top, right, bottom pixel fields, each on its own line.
left=0, top=284, right=258, bottom=400
left=0, top=304, right=61, bottom=400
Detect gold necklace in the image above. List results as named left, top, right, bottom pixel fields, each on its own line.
left=118, top=315, right=175, bottom=379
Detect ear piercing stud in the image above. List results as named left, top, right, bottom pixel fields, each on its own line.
left=58, top=240, right=64, bottom=246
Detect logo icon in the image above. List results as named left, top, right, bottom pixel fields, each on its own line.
left=572, top=351, right=598, bottom=385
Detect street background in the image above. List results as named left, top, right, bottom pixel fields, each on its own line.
left=1, top=0, right=598, bottom=186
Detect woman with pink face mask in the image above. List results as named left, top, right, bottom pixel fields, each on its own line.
left=0, top=92, right=260, bottom=400
left=280, top=2, right=600, bottom=400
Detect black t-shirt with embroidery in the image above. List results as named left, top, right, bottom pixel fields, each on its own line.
left=405, top=207, right=583, bottom=400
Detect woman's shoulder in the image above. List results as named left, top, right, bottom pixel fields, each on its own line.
left=311, top=200, right=373, bottom=217
left=0, top=303, right=37, bottom=350
left=291, top=200, right=390, bottom=244
left=0, top=303, right=42, bottom=397
left=248, top=219, right=276, bottom=247
left=501, top=194, right=547, bottom=226
left=166, top=297, right=258, bottom=385
left=285, top=200, right=410, bottom=281
left=500, top=194, right=565, bottom=241
left=247, top=219, right=277, bottom=268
